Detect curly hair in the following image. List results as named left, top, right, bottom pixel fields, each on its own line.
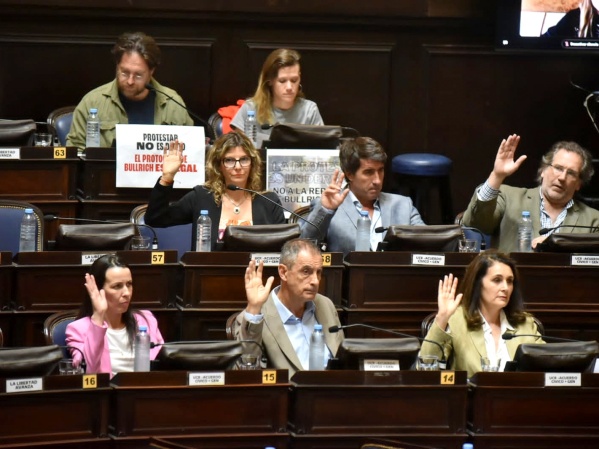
left=112, top=31, right=161, bottom=70
left=251, top=48, right=304, bottom=124
left=204, top=132, right=263, bottom=205
left=536, top=140, right=594, bottom=185
left=459, top=250, right=528, bottom=329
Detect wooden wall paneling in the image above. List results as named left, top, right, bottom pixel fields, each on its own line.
left=423, top=46, right=599, bottom=217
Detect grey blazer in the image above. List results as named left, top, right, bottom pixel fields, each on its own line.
left=301, top=192, right=425, bottom=256
left=235, top=292, right=344, bottom=377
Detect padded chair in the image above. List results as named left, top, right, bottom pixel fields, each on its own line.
left=0, top=119, right=36, bottom=146
left=288, top=205, right=311, bottom=224
left=391, top=153, right=453, bottom=224
left=455, top=210, right=491, bottom=251
left=207, top=111, right=224, bottom=138
left=225, top=310, right=241, bottom=340
left=43, top=310, right=78, bottom=357
left=130, top=204, right=192, bottom=260
left=361, top=438, right=439, bottom=449
left=0, top=199, right=45, bottom=254
left=47, top=106, right=75, bottom=146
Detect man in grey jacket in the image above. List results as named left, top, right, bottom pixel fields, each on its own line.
left=462, top=134, right=599, bottom=252
left=235, top=239, right=343, bottom=376
left=301, top=136, right=425, bottom=256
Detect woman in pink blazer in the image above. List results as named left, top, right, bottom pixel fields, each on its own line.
left=66, top=254, right=164, bottom=376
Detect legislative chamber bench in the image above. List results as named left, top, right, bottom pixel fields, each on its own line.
left=342, top=251, right=599, bottom=341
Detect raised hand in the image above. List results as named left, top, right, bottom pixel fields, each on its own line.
left=489, top=134, right=526, bottom=188
left=320, top=169, right=349, bottom=210
left=160, top=139, right=185, bottom=183
left=435, top=273, right=463, bottom=330
left=244, top=259, right=275, bottom=315
left=84, top=273, right=107, bottom=326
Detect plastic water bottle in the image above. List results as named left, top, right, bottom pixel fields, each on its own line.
left=355, top=210, right=371, bottom=251
left=244, top=110, right=257, bottom=145
left=19, top=208, right=36, bottom=253
left=309, top=324, right=325, bottom=370
left=196, top=210, right=212, bottom=252
left=85, top=107, right=101, bottom=148
left=133, top=325, right=151, bottom=372
left=517, top=210, right=533, bottom=252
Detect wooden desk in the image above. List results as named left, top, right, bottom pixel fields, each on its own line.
left=289, top=370, right=468, bottom=449
left=0, top=373, right=111, bottom=447
left=180, top=251, right=344, bottom=308
left=343, top=251, right=599, bottom=340
left=10, top=250, right=181, bottom=346
left=469, top=372, right=599, bottom=449
left=110, top=370, right=289, bottom=447
left=0, top=147, right=79, bottom=241
left=178, top=251, right=344, bottom=342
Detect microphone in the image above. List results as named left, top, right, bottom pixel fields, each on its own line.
left=374, top=226, right=388, bottom=234
left=461, top=226, right=487, bottom=250
left=144, top=83, right=215, bottom=143
left=226, top=184, right=325, bottom=244
left=44, top=214, right=159, bottom=250
left=150, top=339, right=268, bottom=366
left=260, top=124, right=274, bottom=130
left=539, top=224, right=599, bottom=235
left=502, top=332, right=581, bottom=343
left=328, top=323, right=447, bottom=369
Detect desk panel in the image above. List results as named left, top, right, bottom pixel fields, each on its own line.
left=13, top=250, right=179, bottom=310
left=110, top=370, right=289, bottom=441
left=180, top=252, right=344, bottom=308
left=0, top=373, right=110, bottom=446
left=343, top=251, right=599, bottom=340
left=289, top=370, right=467, bottom=449
left=469, top=372, right=599, bottom=449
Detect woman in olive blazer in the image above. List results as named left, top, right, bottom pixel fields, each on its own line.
left=421, top=250, right=543, bottom=378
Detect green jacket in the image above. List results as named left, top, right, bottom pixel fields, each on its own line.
left=66, top=78, right=194, bottom=149
left=462, top=185, right=599, bottom=253
left=421, top=307, right=543, bottom=378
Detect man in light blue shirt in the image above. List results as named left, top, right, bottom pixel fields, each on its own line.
left=234, top=238, right=343, bottom=376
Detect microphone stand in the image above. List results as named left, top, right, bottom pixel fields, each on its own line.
left=329, top=323, right=447, bottom=369
left=226, top=184, right=326, bottom=246
left=145, top=83, right=215, bottom=143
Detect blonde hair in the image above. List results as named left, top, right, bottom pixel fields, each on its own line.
left=251, top=48, right=304, bottom=124
left=579, top=0, right=597, bottom=37
left=204, top=132, right=263, bottom=205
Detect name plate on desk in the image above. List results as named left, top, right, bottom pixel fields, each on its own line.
left=571, top=254, right=599, bottom=266
left=412, top=253, right=446, bottom=266
left=5, top=377, right=43, bottom=393
left=0, top=148, right=19, bottom=159
left=363, top=359, right=400, bottom=371
left=545, top=372, right=582, bottom=386
left=188, top=372, right=225, bottom=386
left=251, top=252, right=280, bottom=266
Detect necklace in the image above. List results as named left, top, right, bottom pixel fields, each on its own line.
left=224, top=192, right=247, bottom=215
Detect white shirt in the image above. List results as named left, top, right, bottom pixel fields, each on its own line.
left=106, top=327, right=134, bottom=377
left=480, top=310, right=514, bottom=372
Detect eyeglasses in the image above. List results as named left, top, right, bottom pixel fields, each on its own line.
left=117, top=71, right=145, bottom=81
left=547, top=163, right=580, bottom=180
left=222, top=157, right=251, bottom=168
